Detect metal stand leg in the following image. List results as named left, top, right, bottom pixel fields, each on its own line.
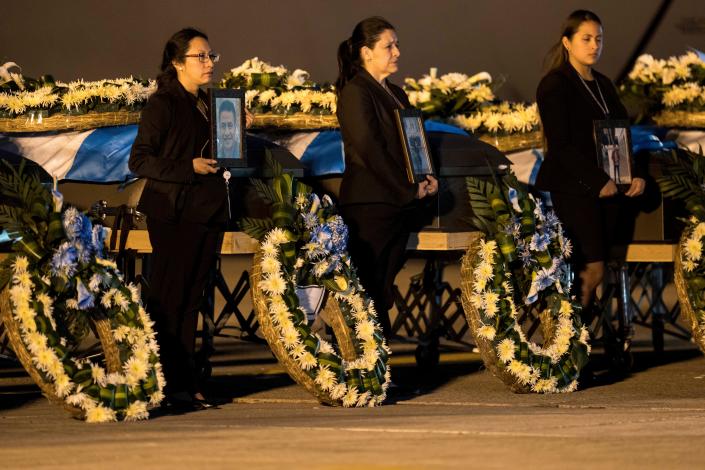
left=616, top=263, right=634, bottom=369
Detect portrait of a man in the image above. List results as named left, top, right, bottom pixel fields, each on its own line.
left=402, top=116, right=432, bottom=175
left=216, top=98, right=241, bottom=159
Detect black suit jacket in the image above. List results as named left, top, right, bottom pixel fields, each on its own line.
left=337, top=69, right=417, bottom=207
left=535, top=62, right=628, bottom=197
left=129, top=80, right=226, bottom=224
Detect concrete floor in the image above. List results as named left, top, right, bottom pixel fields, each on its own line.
left=2, top=332, right=705, bottom=470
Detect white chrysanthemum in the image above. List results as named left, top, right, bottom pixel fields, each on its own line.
left=23, top=331, right=48, bottom=354
left=314, top=366, right=337, bottom=391
left=66, top=392, right=90, bottom=408
left=54, top=374, right=74, bottom=397
left=474, top=262, right=494, bottom=284
left=262, top=274, right=286, bottom=295
left=482, top=291, right=500, bottom=318
left=684, top=236, right=703, bottom=261
left=85, top=405, right=117, bottom=423
left=124, top=401, right=149, bottom=421
left=355, top=320, right=375, bottom=341
left=113, top=291, right=129, bottom=312
left=531, top=377, right=558, bottom=393
left=127, top=283, right=140, bottom=303
left=507, top=360, right=535, bottom=385
left=12, top=255, right=29, bottom=274
left=342, top=387, right=359, bottom=407
left=91, top=364, right=107, bottom=386
left=497, top=338, right=516, bottom=363
left=330, top=383, right=347, bottom=400
left=477, top=324, right=496, bottom=340
left=298, top=352, right=317, bottom=370
left=124, top=356, right=148, bottom=385
left=149, top=390, right=165, bottom=406
left=261, top=256, right=280, bottom=275
left=318, top=339, right=335, bottom=355
left=281, top=326, right=300, bottom=349
left=356, top=391, right=371, bottom=407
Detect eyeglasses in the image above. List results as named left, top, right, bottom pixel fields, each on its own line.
left=183, top=52, right=220, bottom=64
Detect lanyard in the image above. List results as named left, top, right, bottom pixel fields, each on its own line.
left=577, top=74, right=609, bottom=118
left=382, top=81, right=405, bottom=109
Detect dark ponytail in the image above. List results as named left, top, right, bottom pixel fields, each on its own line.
left=542, top=10, right=602, bottom=73
left=157, top=27, right=209, bottom=89
left=335, top=16, right=395, bottom=95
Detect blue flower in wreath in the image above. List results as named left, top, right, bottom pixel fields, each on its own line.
left=51, top=241, right=78, bottom=278
left=529, top=232, right=551, bottom=252
left=327, top=216, right=348, bottom=253
left=76, top=278, right=95, bottom=310
left=302, top=212, right=318, bottom=231
left=91, top=225, right=107, bottom=258
left=311, top=224, right=334, bottom=253
left=62, top=207, right=83, bottom=241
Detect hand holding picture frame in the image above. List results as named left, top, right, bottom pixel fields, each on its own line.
left=593, top=119, right=633, bottom=189
left=394, top=109, right=435, bottom=184
left=209, top=88, right=247, bottom=167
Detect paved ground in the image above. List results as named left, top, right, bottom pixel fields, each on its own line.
left=2, top=330, right=705, bottom=470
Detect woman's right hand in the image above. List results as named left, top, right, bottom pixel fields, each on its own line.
left=416, top=179, right=430, bottom=199
left=598, top=179, right=618, bottom=198
left=193, top=158, right=218, bottom=175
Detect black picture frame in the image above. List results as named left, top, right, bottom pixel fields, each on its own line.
left=209, top=88, right=246, bottom=167
left=394, top=109, right=435, bottom=184
left=593, top=119, right=633, bottom=188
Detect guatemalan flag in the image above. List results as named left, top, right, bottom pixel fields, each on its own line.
left=0, top=122, right=685, bottom=185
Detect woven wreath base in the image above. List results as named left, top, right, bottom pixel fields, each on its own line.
left=653, top=110, right=705, bottom=129
left=674, top=237, right=705, bottom=355
left=252, top=113, right=339, bottom=130
left=478, top=130, right=543, bottom=153
left=0, top=288, right=122, bottom=415
left=0, top=111, right=142, bottom=133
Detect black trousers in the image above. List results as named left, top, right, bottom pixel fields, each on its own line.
left=341, top=203, right=413, bottom=338
left=146, top=217, right=221, bottom=395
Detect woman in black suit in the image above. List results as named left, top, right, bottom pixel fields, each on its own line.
left=535, top=10, right=645, bottom=308
left=336, top=17, right=438, bottom=338
left=129, top=28, right=240, bottom=409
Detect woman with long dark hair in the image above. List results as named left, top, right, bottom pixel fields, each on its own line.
left=336, top=17, right=438, bottom=339
left=535, top=11, right=645, bottom=309
left=129, top=28, right=231, bottom=410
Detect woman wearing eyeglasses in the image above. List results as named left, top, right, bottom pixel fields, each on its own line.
left=129, top=28, right=242, bottom=410
left=336, top=17, right=438, bottom=339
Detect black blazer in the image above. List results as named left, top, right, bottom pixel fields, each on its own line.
left=129, top=80, right=226, bottom=224
left=535, top=62, right=628, bottom=197
left=337, top=69, right=417, bottom=207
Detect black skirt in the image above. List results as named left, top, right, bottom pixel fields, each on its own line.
left=550, top=192, right=637, bottom=266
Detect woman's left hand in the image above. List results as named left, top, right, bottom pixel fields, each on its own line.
left=625, top=177, right=646, bottom=197
left=425, top=175, right=438, bottom=196
left=245, top=109, right=254, bottom=129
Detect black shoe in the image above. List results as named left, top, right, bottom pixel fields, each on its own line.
left=192, top=395, right=216, bottom=410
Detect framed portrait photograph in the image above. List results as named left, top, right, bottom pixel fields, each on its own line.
left=593, top=119, right=633, bottom=188
left=394, top=109, right=435, bottom=184
left=209, top=88, right=247, bottom=167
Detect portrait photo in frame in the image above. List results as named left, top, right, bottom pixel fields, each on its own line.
left=209, top=88, right=246, bottom=167
left=394, top=109, right=435, bottom=184
left=593, top=119, right=633, bottom=188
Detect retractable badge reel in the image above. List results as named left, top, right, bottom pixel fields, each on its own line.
left=223, top=168, right=232, bottom=219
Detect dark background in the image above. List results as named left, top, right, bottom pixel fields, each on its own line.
left=1, top=0, right=703, bottom=102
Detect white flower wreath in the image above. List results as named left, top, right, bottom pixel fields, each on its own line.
left=462, top=176, right=590, bottom=393
left=243, top=166, right=391, bottom=407
left=0, top=166, right=164, bottom=422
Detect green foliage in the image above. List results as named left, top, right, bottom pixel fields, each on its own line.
left=240, top=150, right=312, bottom=241
left=657, top=147, right=705, bottom=218
left=240, top=217, right=275, bottom=241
